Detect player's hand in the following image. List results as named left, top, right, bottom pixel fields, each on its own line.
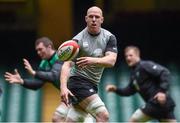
left=106, top=84, right=117, bottom=92
left=4, top=69, right=24, bottom=84
left=60, top=87, right=74, bottom=106
left=23, top=58, right=36, bottom=76
left=153, top=92, right=166, bottom=105
left=76, top=57, right=97, bottom=68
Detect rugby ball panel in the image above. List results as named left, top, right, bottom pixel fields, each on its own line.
left=57, top=40, right=79, bottom=61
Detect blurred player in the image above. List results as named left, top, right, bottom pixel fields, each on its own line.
left=106, top=45, right=176, bottom=122
left=4, top=37, right=69, bottom=122
left=60, top=6, right=118, bottom=122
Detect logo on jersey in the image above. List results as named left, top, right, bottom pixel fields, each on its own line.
left=113, top=47, right=117, bottom=50
left=133, top=80, right=140, bottom=91
left=153, top=65, right=157, bottom=69
left=136, top=71, right=140, bottom=77
left=83, top=41, right=88, bottom=48
left=93, top=48, right=103, bottom=57
left=89, top=88, right=94, bottom=93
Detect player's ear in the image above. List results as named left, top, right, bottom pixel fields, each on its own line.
left=85, top=16, right=88, bottom=22
left=47, top=44, right=52, bottom=49
left=101, top=17, right=104, bottom=24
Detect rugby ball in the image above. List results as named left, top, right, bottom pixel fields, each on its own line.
left=57, top=40, right=80, bottom=61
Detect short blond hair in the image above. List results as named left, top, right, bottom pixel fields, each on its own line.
left=124, top=45, right=140, bottom=56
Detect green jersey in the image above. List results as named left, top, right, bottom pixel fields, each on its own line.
left=23, top=53, right=63, bottom=90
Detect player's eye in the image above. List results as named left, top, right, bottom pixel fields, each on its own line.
left=88, top=15, right=93, bottom=18
left=95, top=15, right=100, bottom=19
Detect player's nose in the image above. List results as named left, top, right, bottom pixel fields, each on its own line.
left=92, top=16, right=96, bottom=21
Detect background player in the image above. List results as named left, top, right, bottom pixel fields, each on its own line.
left=4, top=37, right=69, bottom=122
left=106, top=45, right=176, bottom=122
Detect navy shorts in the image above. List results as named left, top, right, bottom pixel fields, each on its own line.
left=141, top=102, right=176, bottom=120
left=67, top=76, right=98, bottom=104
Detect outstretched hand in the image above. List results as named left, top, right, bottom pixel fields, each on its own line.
left=4, top=69, right=24, bottom=84
left=23, top=58, right=36, bottom=76
left=106, top=84, right=117, bottom=92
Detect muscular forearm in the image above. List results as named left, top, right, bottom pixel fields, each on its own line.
left=60, top=61, right=71, bottom=89
left=96, top=52, right=117, bottom=67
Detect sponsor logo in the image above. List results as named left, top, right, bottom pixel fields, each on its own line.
left=153, top=65, right=157, bottom=69
left=89, top=89, right=94, bottom=92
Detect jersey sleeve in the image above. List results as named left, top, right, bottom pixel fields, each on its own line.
left=142, top=61, right=170, bottom=92
left=105, top=35, right=118, bottom=53
left=23, top=78, right=44, bottom=90
left=35, top=61, right=62, bottom=83
left=115, top=81, right=136, bottom=96
left=72, top=32, right=82, bottom=42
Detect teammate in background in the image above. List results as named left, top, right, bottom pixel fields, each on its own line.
left=60, top=6, right=118, bottom=122
left=4, top=37, right=69, bottom=122
left=106, top=45, right=176, bottom=122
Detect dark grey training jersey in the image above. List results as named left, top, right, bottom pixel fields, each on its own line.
left=70, top=27, right=118, bottom=84
left=115, top=60, right=175, bottom=108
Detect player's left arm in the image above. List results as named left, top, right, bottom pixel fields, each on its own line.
left=97, top=34, right=118, bottom=67
left=34, top=61, right=62, bottom=83
left=143, top=61, right=170, bottom=92
left=76, top=35, right=118, bottom=68
left=143, top=62, right=171, bottom=104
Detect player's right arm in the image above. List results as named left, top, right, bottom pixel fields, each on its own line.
left=4, top=69, right=24, bottom=84
left=60, top=61, right=74, bottom=106
left=106, top=83, right=136, bottom=96
left=22, top=78, right=44, bottom=90
left=34, top=61, right=62, bottom=83
left=4, top=69, right=44, bottom=90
